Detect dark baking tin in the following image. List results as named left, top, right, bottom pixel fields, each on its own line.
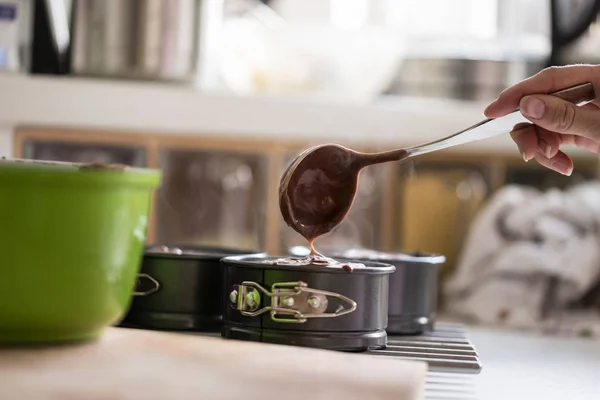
left=289, top=246, right=446, bottom=335
left=121, top=245, right=264, bottom=331
left=221, top=254, right=395, bottom=351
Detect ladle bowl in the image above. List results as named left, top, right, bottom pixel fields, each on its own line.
left=278, top=144, right=407, bottom=241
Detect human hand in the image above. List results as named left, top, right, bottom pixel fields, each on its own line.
left=484, top=65, right=600, bottom=176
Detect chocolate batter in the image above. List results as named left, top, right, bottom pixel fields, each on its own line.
left=277, top=144, right=409, bottom=269
left=265, top=254, right=366, bottom=272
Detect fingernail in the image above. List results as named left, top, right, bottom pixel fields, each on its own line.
left=522, top=152, right=533, bottom=162
left=521, top=96, right=545, bottom=119
left=539, top=139, right=552, bottom=158
left=521, top=148, right=534, bottom=161
left=551, top=159, right=573, bottom=176
left=484, top=99, right=497, bottom=113
left=484, top=99, right=501, bottom=117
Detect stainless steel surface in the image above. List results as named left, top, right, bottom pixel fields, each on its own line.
left=405, top=82, right=595, bottom=157
left=369, top=323, right=482, bottom=375
left=425, top=372, right=479, bottom=400
left=69, top=0, right=214, bottom=81
left=405, top=110, right=522, bottom=156
left=189, top=323, right=482, bottom=374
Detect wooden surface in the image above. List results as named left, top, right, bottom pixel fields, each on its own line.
left=0, top=327, right=427, bottom=400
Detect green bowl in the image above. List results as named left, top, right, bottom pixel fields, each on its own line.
left=0, top=159, right=161, bottom=344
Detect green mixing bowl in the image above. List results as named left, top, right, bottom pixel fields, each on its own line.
left=0, top=159, right=161, bottom=344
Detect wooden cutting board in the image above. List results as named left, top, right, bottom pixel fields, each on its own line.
left=0, top=328, right=426, bottom=400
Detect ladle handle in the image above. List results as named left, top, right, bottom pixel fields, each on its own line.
left=356, top=149, right=408, bottom=167
left=551, top=82, right=596, bottom=105
left=405, top=82, right=596, bottom=158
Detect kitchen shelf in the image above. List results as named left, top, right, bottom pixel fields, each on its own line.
left=0, top=73, right=581, bottom=155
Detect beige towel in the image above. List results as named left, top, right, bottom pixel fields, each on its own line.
left=445, top=183, right=600, bottom=331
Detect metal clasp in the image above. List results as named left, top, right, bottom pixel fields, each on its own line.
left=132, top=273, right=160, bottom=296
left=229, top=281, right=357, bottom=323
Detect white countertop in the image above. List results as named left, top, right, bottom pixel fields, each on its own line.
left=0, top=73, right=576, bottom=156
left=0, top=74, right=486, bottom=147
left=468, top=326, right=600, bottom=400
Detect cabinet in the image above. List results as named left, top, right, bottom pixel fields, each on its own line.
left=155, top=149, right=268, bottom=250
left=395, top=158, right=490, bottom=277
left=23, top=140, right=146, bottom=167
left=13, top=126, right=600, bottom=264
left=14, top=127, right=286, bottom=253
left=505, top=162, right=597, bottom=190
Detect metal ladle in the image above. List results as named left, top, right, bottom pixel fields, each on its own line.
left=279, top=83, right=595, bottom=242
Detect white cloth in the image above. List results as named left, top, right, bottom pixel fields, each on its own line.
left=445, top=183, right=600, bottom=331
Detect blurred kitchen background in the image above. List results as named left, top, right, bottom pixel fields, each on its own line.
left=2, top=0, right=600, bottom=337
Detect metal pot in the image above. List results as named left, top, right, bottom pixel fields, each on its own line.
left=289, top=247, right=446, bottom=335
left=386, top=57, right=544, bottom=101
left=221, top=255, right=395, bottom=351
left=71, top=0, right=204, bottom=81
left=120, top=245, right=264, bottom=331
left=42, top=0, right=225, bottom=82
left=345, top=250, right=445, bottom=335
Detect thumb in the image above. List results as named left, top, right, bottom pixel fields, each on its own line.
left=519, top=94, right=600, bottom=140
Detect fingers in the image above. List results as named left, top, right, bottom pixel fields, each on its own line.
left=581, top=102, right=600, bottom=111
left=485, top=65, right=600, bottom=174
left=509, top=126, right=596, bottom=175
left=559, top=134, right=600, bottom=153
left=510, top=125, right=561, bottom=161
left=519, top=94, right=600, bottom=140
left=534, top=150, right=574, bottom=176
left=536, top=127, right=561, bottom=159
left=485, top=65, right=600, bottom=118
left=510, top=125, right=537, bottom=161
